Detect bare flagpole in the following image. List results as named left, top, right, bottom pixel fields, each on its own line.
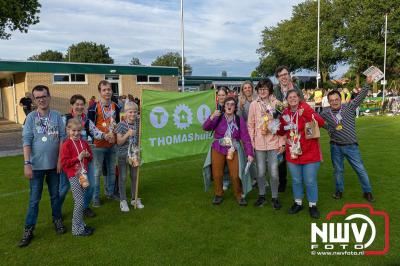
left=181, top=0, right=185, bottom=92
left=382, top=13, right=388, bottom=107
left=316, top=0, right=320, bottom=88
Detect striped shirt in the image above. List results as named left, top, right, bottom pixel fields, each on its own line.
left=321, top=86, right=369, bottom=144
left=115, top=118, right=140, bottom=156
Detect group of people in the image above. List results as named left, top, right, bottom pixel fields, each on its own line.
left=202, top=66, right=375, bottom=220
left=17, top=66, right=377, bottom=248
left=19, top=80, right=142, bottom=247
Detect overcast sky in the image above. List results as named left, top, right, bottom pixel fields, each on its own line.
left=0, top=0, right=317, bottom=76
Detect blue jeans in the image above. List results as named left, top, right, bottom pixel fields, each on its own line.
left=330, top=143, right=372, bottom=193
left=25, top=169, right=62, bottom=228
left=287, top=162, right=320, bottom=203
left=59, top=161, right=95, bottom=209
left=92, top=146, right=117, bottom=200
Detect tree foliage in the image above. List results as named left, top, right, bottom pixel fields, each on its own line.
left=129, top=57, right=141, bottom=65
left=66, top=42, right=114, bottom=64
left=257, top=0, right=344, bottom=84
left=335, top=0, right=400, bottom=80
left=0, top=0, right=41, bottom=39
left=256, top=0, right=400, bottom=84
left=28, top=50, right=63, bottom=61
left=151, top=52, right=192, bottom=75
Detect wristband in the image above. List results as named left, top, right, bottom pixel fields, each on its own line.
left=24, top=160, right=32, bottom=165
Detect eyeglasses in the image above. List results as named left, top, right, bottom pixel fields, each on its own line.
left=225, top=102, right=236, bottom=107
left=258, top=88, right=269, bottom=92
left=278, top=72, right=289, bottom=78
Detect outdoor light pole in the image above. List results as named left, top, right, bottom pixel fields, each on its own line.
left=180, top=0, right=185, bottom=92
left=316, top=0, right=320, bottom=89
left=382, top=13, right=388, bottom=105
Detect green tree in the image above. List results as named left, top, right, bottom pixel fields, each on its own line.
left=335, top=0, right=400, bottom=85
left=0, top=0, right=41, bottom=39
left=28, top=50, right=64, bottom=61
left=257, top=0, right=345, bottom=85
left=129, top=57, right=141, bottom=65
left=66, top=41, right=114, bottom=64
left=151, top=52, right=192, bottom=75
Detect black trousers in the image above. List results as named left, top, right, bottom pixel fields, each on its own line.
left=278, top=152, right=287, bottom=192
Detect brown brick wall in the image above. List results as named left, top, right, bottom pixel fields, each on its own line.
left=26, top=72, right=103, bottom=114
left=2, top=73, right=178, bottom=122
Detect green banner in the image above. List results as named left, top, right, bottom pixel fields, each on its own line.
left=140, top=90, right=215, bottom=163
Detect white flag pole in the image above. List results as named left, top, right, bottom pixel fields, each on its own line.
left=316, top=0, right=320, bottom=89
left=382, top=13, right=388, bottom=108
left=180, top=0, right=185, bottom=92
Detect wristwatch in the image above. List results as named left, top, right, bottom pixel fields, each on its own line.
left=24, top=160, right=32, bottom=165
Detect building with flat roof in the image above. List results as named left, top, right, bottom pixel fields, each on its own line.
left=0, top=60, right=179, bottom=124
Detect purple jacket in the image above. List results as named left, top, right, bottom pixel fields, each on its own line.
left=203, top=115, right=254, bottom=157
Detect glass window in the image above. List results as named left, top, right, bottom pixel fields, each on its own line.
left=53, top=74, right=70, bottom=82
left=71, top=74, right=86, bottom=82
left=149, top=76, right=160, bottom=83
left=137, top=75, right=148, bottom=83
left=53, top=73, right=86, bottom=83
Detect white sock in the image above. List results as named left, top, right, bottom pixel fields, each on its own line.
left=295, top=199, right=302, bottom=205
left=309, top=202, right=317, bottom=207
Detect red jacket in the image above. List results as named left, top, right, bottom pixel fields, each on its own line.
left=278, top=101, right=324, bottom=164
left=61, top=138, right=93, bottom=179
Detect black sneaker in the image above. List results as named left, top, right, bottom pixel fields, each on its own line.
left=254, top=195, right=266, bottom=207
left=271, top=198, right=282, bottom=210
left=84, top=226, right=95, bottom=234
left=212, top=196, right=223, bottom=205
left=18, top=228, right=33, bottom=247
left=332, top=191, right=343, bottom=199
left=53, top=219, right=67, bottom=234
left=238, top=198, right=248, bottom=206
left=309, top=206, right=320, bottom=219
left=84, top=208, right=96, bottom=218
left=363, top=192, right=375, bottom=202
left=76, top=227, right=93, bottom=237
left=288, top=202, right=303, bottom=214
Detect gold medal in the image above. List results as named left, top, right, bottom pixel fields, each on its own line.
left=102, top=122, right=107, bottom=127
left=290, top=131, right=294, bottom=137
left=336, top=124, right=343, bottom=131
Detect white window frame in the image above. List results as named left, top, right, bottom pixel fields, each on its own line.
left=53, top=73, right=88, bottom=84
left=136, top=75, right=161, bottom=85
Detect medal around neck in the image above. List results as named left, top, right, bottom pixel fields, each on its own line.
left=42, top=136, right=47, bottom=142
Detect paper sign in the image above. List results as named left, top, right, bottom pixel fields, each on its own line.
left=363, top=66, right=384, bottom=82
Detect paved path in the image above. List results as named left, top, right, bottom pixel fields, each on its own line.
left=0, top=119, right=23, bottom=157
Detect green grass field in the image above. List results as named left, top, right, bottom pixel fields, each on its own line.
left=0, top=116, right=399, bottom=265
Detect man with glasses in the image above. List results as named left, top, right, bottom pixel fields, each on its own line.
left=19, top=85, right=67, bottom=247
left=273, top=66, right=303, bottom=192
left=321, top=76, right=375, bottom=202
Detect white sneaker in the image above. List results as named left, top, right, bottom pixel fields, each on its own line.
left=131, top=198, right=144, bottom=209
left=120, top=200, right=130, bottom=212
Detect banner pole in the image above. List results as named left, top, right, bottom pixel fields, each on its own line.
left=134, top=89, right=144, bottom=209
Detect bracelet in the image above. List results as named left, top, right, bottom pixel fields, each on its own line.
left=24, top=160, right=32, bottom=165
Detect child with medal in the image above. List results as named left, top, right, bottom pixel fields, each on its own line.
left=60, top=118, right=94, bottom=236
left=87, top=80, right=121, bottom=207
left=247, top=78, right=285, bottom=209
left=278, top=89, right=325, bottom=219
left=321, top=75, right=375, bottom=202
left=202, top=97, right=254, bottom=206
left=116, top=102, right=143, bottom=212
